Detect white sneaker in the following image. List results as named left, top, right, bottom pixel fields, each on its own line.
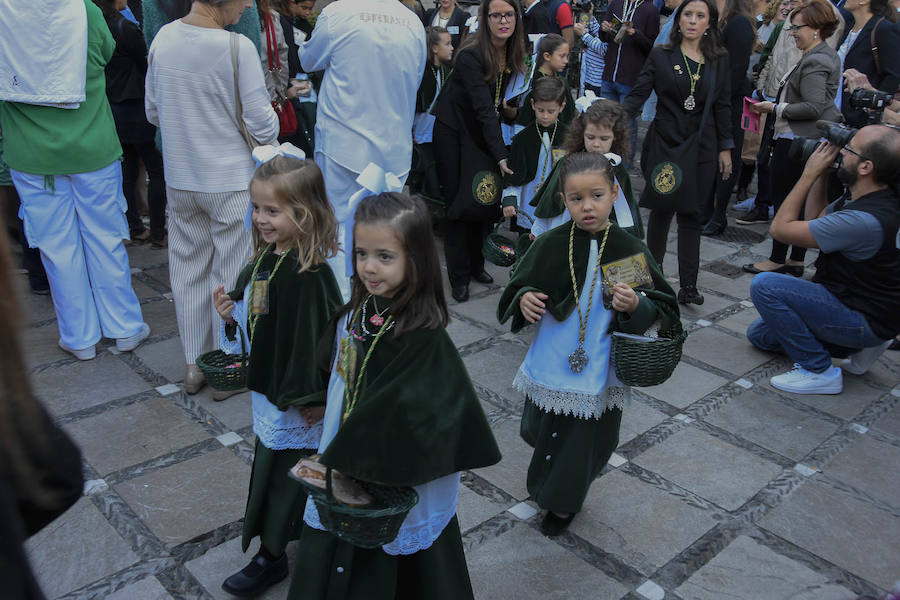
left=58, top=340, right=96, bottom=361
left=841, top=341, right=891, bottom=375
left=116, top=323, right=150, bottom=352
left=771, top=364, right=843, bottom=394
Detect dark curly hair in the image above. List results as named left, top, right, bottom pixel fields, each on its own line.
left=562, top=99, right=631, bottom=160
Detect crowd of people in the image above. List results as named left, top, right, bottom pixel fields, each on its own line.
left=1, top=0, right=899, bottom=598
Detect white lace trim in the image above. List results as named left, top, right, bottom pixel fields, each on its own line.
left=513, top=368, right=630, bottom=419
left=254, top=415, right=323, bottom=450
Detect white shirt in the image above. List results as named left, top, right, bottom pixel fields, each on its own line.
left=299, top=0, right=426, bottom=176
left=146, top=21, right=279, bottom=192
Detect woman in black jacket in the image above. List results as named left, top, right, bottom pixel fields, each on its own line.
left=432, top=0, right=527, bottom=302
left=425, top=0, right=470, bottom=48
left=622, top=0, right=733, bottom=306
left=95, top=0, right=167, bottom=247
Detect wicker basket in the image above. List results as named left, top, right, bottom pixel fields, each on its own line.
left=612, top=326, right=687, bottom=387
left=291, top=465, right=419, bottom=549
left=195, top=325, right=248, bottom=391
left=483, top=213, right=534, bottom=267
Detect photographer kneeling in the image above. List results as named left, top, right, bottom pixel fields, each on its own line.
left=747, top=123, right=900, bottom=394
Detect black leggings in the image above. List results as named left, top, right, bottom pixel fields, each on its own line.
left=645, top=208, right=703, bottom=288
left=766, top=138, right=807, bottom=264
left=122, top=141, right=166, bottom=240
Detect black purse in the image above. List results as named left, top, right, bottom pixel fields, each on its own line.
left=639, top=59, right=717, bottom=214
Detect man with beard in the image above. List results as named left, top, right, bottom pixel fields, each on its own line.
left=745, top=124, right=900, bottom=394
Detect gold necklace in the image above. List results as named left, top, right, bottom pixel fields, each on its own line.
left=494, top=56, right=507, bottom=113
left=431, top=64, right=445, bottom=88
left=247, top=245, right=292, bottom=342
left=535, top=120, right=559, bottom=190
left=567, top=222, right=610, bottom=374
left=680, top=47, right=703, bottom=111
left=343, top=307, right=394, bottom=422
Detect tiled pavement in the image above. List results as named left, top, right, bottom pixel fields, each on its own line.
left=17, top=211, right=900, bottom=600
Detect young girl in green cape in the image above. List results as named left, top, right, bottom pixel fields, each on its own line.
left=213, top=149, right=343, bottom=596
left=530, top=99, right=644, bottom=239
left=515, top=34, right=577, bottom=134
left=498, top=152, right=679, bottom=536
left=286, top=192, right=501, bottom=600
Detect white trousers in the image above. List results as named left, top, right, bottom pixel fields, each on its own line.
left=166, top=186, right=251, bottom=363
left=12, top=162, right=144, bottom=350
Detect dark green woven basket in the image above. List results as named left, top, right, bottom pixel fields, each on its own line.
left=612, top=327, right=688, bottom=387
left=292, top=467, right=419, bottom=549
left=195, top=325, right=248, bottom=391
left=483, top=214, right=533, bottom=267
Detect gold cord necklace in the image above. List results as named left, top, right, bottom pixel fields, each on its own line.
left=494, top=56, right=507, bottom=113
left=680, top=47, right=703, bottom=111
left=566, top=221, right=610, bottom=374
left=342, top=305, right=394, bottom=422
left=247, top=245, right=292, bottom=342
left=535, top=120, right=559, bottom=190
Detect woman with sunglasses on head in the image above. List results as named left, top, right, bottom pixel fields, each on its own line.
left=432, top=0, right=527, bottom=303
left=743, top=0, right=842, bottom=277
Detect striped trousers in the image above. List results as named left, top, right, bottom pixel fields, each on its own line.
left=166, top=186, right=252, bottom=363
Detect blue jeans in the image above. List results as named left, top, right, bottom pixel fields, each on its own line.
left=747, top=272, right=885, bottom=373
left=599, top=80, right=637, bottom=166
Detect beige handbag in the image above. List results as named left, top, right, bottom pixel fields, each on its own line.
left=741, top=113, right=766, bottom=163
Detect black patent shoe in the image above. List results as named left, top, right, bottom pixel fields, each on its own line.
left=221, top=552, right=288, bottom=597
left=471, top=270, right=494, bottom=284
left=677, top=285, right=705, bottom=305
left=451, top=284, right=469, bottom=302
left=540, top=511, right=575, bottom=537
left=701, top=221, right=726, bottom=237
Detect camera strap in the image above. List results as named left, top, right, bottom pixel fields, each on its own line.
left=871, top=17, right=885, bottom=75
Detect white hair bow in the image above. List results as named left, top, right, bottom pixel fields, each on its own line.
left=574, top=90, right=600, bottom=114
left=341, top=163, right=404, bottom=272
left=251, top=142, right=307, bottom=165
left=604, top=152, right=622, bottom=166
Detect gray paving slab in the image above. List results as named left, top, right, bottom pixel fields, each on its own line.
left=619, top=399, right=669, bottom=445
left=703, top=388, right=840, bottom=461
left=33, top=354, right=153, bottom=416
left=457, top=484, right=512, bottom=533
left=675, top=535, right=855, bottom=600
left=115, top=448, right=250, bottom=547
left=697, top=272, right=754, bottom=300
left=716, top=306, right=760, bottom=335
left=193, top=388, right=254, bottom=433
left=105, top=577, right=174, bottom=600
left=822, top=435, right=900, bottom=510
left=760, top=477, right=900, bottom=589
left=467, top=523, right=629, bottom=600
left=19, top=321, right=66, bottom=367
left=873, top=400, right=900, bottom=438
left=683, top=327, right=773, bottom=375
left=675, top=292, right=737, bottom=321
left=473, top=418, right=532, bottom=501
left=64, top=396, right=210, bottom=475
left=135, top=336, right=189, bottom=384
left=185, top=537, right=295, bottom=600
left=632, top=426, right=782, bottom=510
left=26, top=498, right=139, bottom=598
left=762, top=373, right=889, bottom=421
left=570, top=470, right=718, bottom=575
left=451, top=291, right=505, bottom=332
left=638, top=361, right=730, bottom=409
left=140, top=298, right=181, bottom=338
left=463, top=341, right=529, bottom=406
left=447, top=317, right=495, bottom=348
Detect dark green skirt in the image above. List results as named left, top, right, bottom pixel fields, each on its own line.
left=286, top=515, right=474, bottom=600
left=241, top=440, right=315, bottom=554
left=520, top=398, right=623, bottom=514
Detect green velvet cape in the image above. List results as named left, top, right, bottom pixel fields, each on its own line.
left=515, top=70, right=576, bottom=132
left=530, top=161, right=645, bottom=239
left=502, top=121, right=564, bottom=189
left=227, top=252, right=342, bottom=410
left=497, top=222, right=679, bottom=335
left=416, top=63, right=450, bottom=113
left=320, top=318, right=501, bottom=487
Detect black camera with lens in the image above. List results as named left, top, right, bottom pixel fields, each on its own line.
left=788, top=120, right=858, bottom=164
left=849, top=88, right=894, bottom=124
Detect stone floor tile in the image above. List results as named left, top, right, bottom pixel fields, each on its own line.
left=20, top=322, right=66, bottom=367
left=682, top=327, right=772, bottom=375
left=116, top=448, right=250, bottom=546
left=26, top=498, right=139, bottom=598
left=450, top=292, right=505, bottom=331
left=467, top=523, right=629, bottom=600
left=676, top=292, right=737, bottom=321
left=135, top=337, right=188, bottom=384
left=105, top=577, right=173, bottom=600
left=632, top=427, right=782, bottom=510
left=697, top=272, right=753, bottom=300
left=619, top=400, right=669, bottom=444
left=185, top=537, right=295, bottom=600
left=759, top=477, right=900, bottom=589
left=140, top=299, right=180, bottom=338
left=64, top=397, right=210, bottom=475
left=194, top=388, right=253, bottom=432
left=872, top=401, right=900, bottom=438
left=15, top=278, right=57, bottom=324
left=822, top=435, right=900, bottom=510
left=132, top=278, right=162, bottom=300
left=570, top=470, right=717, bottom=574
left=716, top=306, right=761, bottom=336
left=474, top=418, right=532, bottom=501
left=463, top=342, right=529, bottom=405
left=763, top=374, right=887, bottom=421
left=142, top=265, right=171, bottom=288
left=675, top=535, right=855, bottom=600
left=703, top=389, right=839, bottom=461
left=638, top=361, right=730, bottom=409
left=457, top=484, right=511, bottom=532
left=33, top=354, right=153, bottom=416
left=698, top=238, right=740, bottom=262
left=447, top=317, right=494, bottom=348
left=126, top=244, right=168, bottom=270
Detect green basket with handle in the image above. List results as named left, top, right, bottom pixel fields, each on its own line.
left=611, top=322, right=687, bottom=387
left=290, top=463, right=419, bottom=549
left=195, top=324, right=248, bottom=391
left=483, top=213, right=534, bottom=267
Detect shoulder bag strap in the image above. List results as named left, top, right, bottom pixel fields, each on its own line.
left=871, top=16, right=885, bottom=75
left=230, top=32, right=256, bottom=150
left=697, top=55, right=717, bottom=135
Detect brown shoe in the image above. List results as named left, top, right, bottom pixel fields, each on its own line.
left=184, top=364, right=206, bottom=395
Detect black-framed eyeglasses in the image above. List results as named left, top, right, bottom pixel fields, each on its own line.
left=784, top=23, right=810, bottom=31
left=488, top=11, right=516, bottom=22
left=841, top=144, right=870, bottom=162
